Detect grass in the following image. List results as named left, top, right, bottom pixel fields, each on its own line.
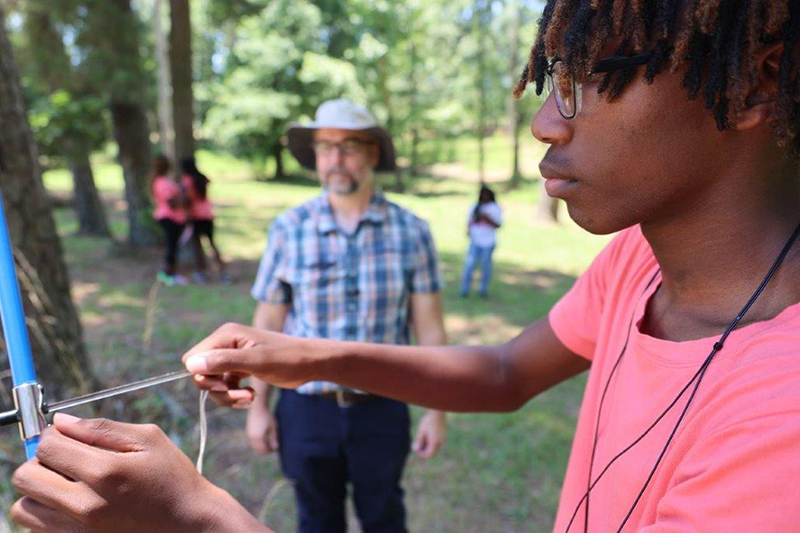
left=1, top=139, right=610, bottom=532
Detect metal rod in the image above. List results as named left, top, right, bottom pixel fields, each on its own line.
left=0, top=191, right=42, bottom=458
left=45, top=370, right=192, bottom=414
left=0, top=408, right=18, bottom=427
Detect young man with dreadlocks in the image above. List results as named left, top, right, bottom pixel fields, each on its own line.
left=10, top=1, right=800, bottom=531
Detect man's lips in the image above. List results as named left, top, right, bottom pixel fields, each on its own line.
left=539, top=161, right=579, bottom=198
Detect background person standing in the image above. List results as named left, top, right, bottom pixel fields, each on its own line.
left=151, top=155, right=188, bottom=286
left=460, top=185, right=503, bottom=299
left=247, top=100, right=448, bottom=533
left=180, top=157, right=230, bottom=284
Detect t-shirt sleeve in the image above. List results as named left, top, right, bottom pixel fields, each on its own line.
left=640, top=412, right=800, bottom=532
left=251, top=221, right=292, bottom=305
left=486, top=203, right=503, bottom=226
left=153, top=179, right=177, bottom=203
left=410, top=219, right=442, bottom=293
left=548, top=231, right=630, bottom=360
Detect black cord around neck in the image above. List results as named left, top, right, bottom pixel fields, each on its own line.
left=566, top=221, right=800, bottom=533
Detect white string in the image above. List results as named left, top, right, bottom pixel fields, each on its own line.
left=196, top=390, right=209, bottom=474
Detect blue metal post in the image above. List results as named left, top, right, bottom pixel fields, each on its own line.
left=0, top=191, right=40, bottom=458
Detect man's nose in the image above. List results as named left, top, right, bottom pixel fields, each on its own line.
left=531, top=93, right=574, bottom=146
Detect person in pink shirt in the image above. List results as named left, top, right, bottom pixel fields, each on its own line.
left=10, top=1, right=800, bottom=532
left=180, top=157, right=230, bottom=284
left=151, top=156, right=188, bottom=286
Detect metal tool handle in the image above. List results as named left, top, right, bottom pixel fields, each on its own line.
left=0, top=408, right=17, bottom=427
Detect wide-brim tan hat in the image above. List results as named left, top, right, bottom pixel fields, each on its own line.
left=286, top=99, right=397, bottom=172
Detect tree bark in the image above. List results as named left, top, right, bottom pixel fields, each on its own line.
left=110, top=101, right=160, bottom=246
left=376, top=55, right=405, bottom=192
left=97, top=0, right=161, bottom=246
left=67, top=147, right=112, bottom=237
left=170, top=0, right=195, bottom=165
left=476, top=0, right=489, bottom=184
left=154, top=0, right=176, bottom=163
left=507, top=0, right=524, bottom=187
left=0, top=11, right=97, bottom=400
left=26, top=6, right=112, bottom=237
left=409, top=32, right=421, bottom=176
left=273, top=141, right=285, bottom=180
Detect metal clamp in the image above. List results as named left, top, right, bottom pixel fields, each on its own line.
left=12, top=383, right=46, bottom=441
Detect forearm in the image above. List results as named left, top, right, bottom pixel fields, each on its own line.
left=310, top=341, right=518, bottom=412
left=251, top=302, right=287, bottom=411
left=251, top=377, right=273, bottom=412
left=199, top=483, right=272, bottom=532
left=296, top=318, right=587, bottom=412
left=413, top=310, right=448, bottom=417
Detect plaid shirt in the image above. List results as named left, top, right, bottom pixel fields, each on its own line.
left=251, top=192, right=442, bottom=394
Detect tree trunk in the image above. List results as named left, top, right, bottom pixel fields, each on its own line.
left=507, top=0, right=524, bottom=187
left=26, top=6, right=112, bottom=237
left=409, top=33, right=421, bottom=176
left=154, top=0, right=176, bottom=163
left=90, top=0, right=160, bottom=246
left=476, top=0, right=489, bottom=184
left=67, top=148, right=112, bottom=237
left=170, top=0, right=195, bottom=165
left=110, top=101, right=160, bottom=246
left=535, top=179, right=560, bottom=223
left=273, top=141, right=284, bottom=180
left=376, top=55, right=405, bottom=192
left=0, top=12, right=97, bottom=400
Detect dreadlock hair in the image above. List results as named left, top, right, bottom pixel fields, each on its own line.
left=514, top=0, right=800, bottom=155
left=181, top=157, right=210, bottom=200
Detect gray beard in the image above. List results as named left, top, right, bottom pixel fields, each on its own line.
left=323, top=168, right=360, bottom=195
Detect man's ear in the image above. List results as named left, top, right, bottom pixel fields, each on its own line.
left=734, top=43, right=782, bottom=131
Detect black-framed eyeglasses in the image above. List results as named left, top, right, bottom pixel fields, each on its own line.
left=544, top=52, right=652, bottom=119
left=311, top=138, right=374, bottom=156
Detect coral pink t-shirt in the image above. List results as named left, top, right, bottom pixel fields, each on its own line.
left=152, top=176, right=187, bottom=224
left=549, top=226, right=800, bottom=532
left=181, top=175, right=213, bottom=221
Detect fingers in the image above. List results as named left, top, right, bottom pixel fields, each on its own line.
left=181, top=322, right=252, bottom=363
left=52, top=414, right=146, bottom=453
left=267, top=426, right=279, bottom=452
left=412, top=430, right=442, bottom=459
left=191, top=374, right=255, bottom=408
left=34, top=426, right=119, bottom=485
left=13, top=458, right=80, bottom=510
left=248, top=435, right=268, bottom=455
left=11, top=457, right=103, bottom=527
left=184, top=347, right=268, bottom=376
left=10, top=497, right=84, bottom=533
left=412, top=433, right=430, bottom=458
left=209, top=389, right=255, bottom=408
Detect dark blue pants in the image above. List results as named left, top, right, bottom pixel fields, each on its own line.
left=276, top=390, right=410, bottom=533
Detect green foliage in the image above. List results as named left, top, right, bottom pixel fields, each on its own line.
left=202, top=0, right=367, bottom=173
left=28, top=90, right=108, bottom=158
left=194, top=0, right=543, bottom=176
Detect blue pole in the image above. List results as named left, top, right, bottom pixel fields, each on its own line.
left=0, top=191, right=40, bottom=458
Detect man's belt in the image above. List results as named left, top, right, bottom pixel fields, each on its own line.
left=318, top=390, right=378, bottom=408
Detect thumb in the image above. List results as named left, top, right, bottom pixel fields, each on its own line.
left=53, top=414, right=144, bottom=452
left=412, top=431, right=426, bottom=454
left=185, top=348, right=266, bottom=377
left=269, top=428, right=279, bottom=452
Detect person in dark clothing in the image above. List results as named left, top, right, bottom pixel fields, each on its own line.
left=180, top=157, right=230, bottom=285
left=151, top=156, right=188, bottom=286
